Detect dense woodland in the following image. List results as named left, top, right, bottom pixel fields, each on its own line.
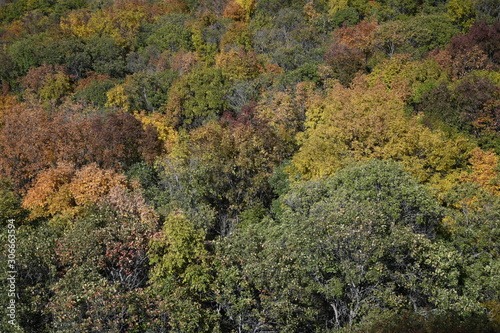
left=0, top=0, right=499, bottom=332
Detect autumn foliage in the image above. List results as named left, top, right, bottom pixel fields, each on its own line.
left=1, top=1, right=500, bottom=332
left=0, top=101, right=161, bottom=190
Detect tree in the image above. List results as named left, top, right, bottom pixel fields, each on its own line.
left=324, top=42, right=366, bottom=85
left=215, top=48, right=262, bottom=81
left=188, top=109, right=283, bottom=220
left=0, top=222, right=59, bottom=333
left=461, top=147, right=500, bottom=194
left=216, top=161, right=479, bottom=331
left=366, top=55, right=447, bottom=104
left=256, top=82, right=317, bottom=151
left=188, top=12, right=222, bottom=63
left=447, top=0, right=476, bottom=29
left=220, top=21, right=252, bottom=51
left=0, top=101, right=161, bottom=191
left=430, top=21, right=499, bottom=80
left=145, top=13, right=193, bottom=52
left=223, top=0, right=255, bottom=21
left=333, top=19, right=379, bottom=65
left=373, top=14, right=458, bottom=59
left=104, top=70, right=178, bottom=112
left=291, top=76, right=473, bottom=189
left=21, top=162, right=78, bottom=220
left=59, top=0, right=149, bottom=49
left=164, top=66, right=228, bottom=128
left=440, top=184, right=500, bottom=331
left=418, top=73, right=500, bottom=148
left=8, top=33, right=56, bottom=75
left=148, top=209, right=216, bottom=332
left=252, top=7, right=323, bottom=72
left=73, top=72, right=114, bottom=107
left=0, top=178, right=24, bottom=224
left=47, top=196, right=160, bottom=332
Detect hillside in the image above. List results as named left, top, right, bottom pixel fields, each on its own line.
left=0, top=0, right=499, bottom=332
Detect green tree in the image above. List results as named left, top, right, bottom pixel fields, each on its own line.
left=0, top=221, right=60, bottom=332
left=440, top=183, right=500, bottom=330
left=216, top=161, right=481, bottom=331
left=148, top=210, right=217, bottom=332
left=145, top=13, right=193, bottom=52
left=45, top=185, right=160, bottom=332
left=164, top=66, right=228, bottom=128
left=105, top=70, right=178, bottom=112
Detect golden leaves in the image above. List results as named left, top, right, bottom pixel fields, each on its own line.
left=22, top=163, right=129, bottom=220
left=291, top=75, right=473, bottom=189
left=215, top=48, right=262, bottom=81
left=462, top=147, right=500, bottom=194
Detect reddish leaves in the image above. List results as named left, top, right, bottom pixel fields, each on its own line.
left=0, top=101, right=161, bottom=191
left=430, top=21, right=499, bottom=79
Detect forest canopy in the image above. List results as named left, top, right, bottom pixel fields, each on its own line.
left=0, top=0, right=499, bottom=332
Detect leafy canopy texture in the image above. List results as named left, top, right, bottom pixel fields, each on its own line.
left=216, top=161, right=478, bottom=331
left=291, top=76, right=473, bottom=189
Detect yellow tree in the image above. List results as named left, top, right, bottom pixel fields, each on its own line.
left=257, top=81, right=320, bottom=151
left=461, top=147, right=500, bottom=195
left=61, top=0, right=148, bottom=49
left=22, top=162, right=77, bottom=219
left=59, top=10, right=93, bottom=38
left=327, top=0, right=348, bottom=16
left=447, top=0, right=476, bottom=30
left=291, top=76, right=473, bottom=190
left=22, top=163, right=130, bottom=220
left=215, top=48, right=262, bottom=81
left=223, top=0, right=255, bottom=21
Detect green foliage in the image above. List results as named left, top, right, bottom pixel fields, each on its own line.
left=108, top=70, right=178, bottom=112
left=354, top=310, right=498, bottom=333
left=145, top=13, right=193, bottom=52
left=375, top=14, right=458, bottom=58
left=149, top=210, right=208, bottom=287
left=7, top=34, right=129, bottom=79
left=254, top=0, right=305, bottom=14
left=440, top=184, right=500, bottom=310
left=83, top=36, right=129, bottom=77
left=165, top=66, right=228, bottom=127
left=447, top=0, right=476, bottom=29
left=148, top=210, right=217, bottom=332
left=330, top=7, right=360, bottom=27
left=38, top=71, right=72, bottom=103
left=269, top=161, right=292, bottom=197
left=216, top=161, right=483, bottom=331
left=252, top=7, right=324, bottom=71
left=2, top=0, right=500, bottom=331
left=46, top=200, right=160, bottom=331
left=8, top=33, right=52, bottom=75
left=0, top=178, right=24, bottom=223
left=188, top=13, right=225, bottom=63
left=74, top=79, right=115, bottom=107
left=220, top=21, right=253, bottom=51
left=276, top=62, right=322, bottom=88
left=0, top=50, right=16, bottom=86
left=0, top=0, right=57, bottom=23
left=0, top=222, right=60, bottom=333
left=54, top=0, right=87, bottom=13
left=152, top=155, right=217, bottom=232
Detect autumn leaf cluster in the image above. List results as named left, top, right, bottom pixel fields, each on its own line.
left=0, top=0, right=499, bottom=332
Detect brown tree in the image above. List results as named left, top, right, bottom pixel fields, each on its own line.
left=0, top=101, right=161, bottom=191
